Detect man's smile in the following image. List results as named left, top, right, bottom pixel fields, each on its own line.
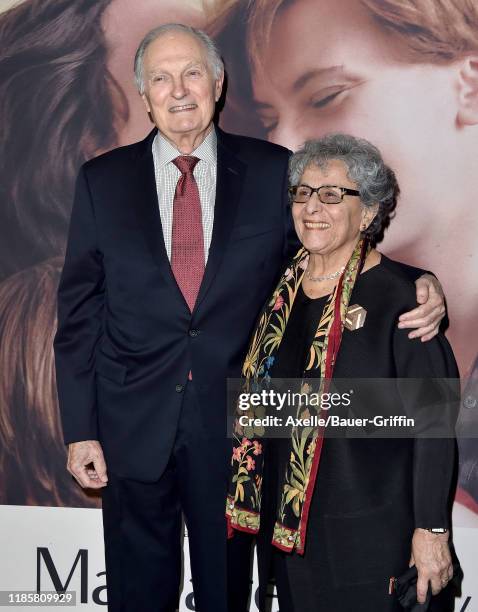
left=169, top=103, right=198, bottom=113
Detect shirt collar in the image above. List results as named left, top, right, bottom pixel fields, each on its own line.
left=153, top=126, right=217, bottom=168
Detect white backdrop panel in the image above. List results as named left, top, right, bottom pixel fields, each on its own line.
left=0, top=506, right=475, bottom=611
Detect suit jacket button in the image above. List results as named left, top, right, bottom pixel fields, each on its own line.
left=189, top=329, right=199, bottom=338
left=175, top=384, right=184, bottom=393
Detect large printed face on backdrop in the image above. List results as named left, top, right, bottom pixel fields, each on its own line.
left=252, top=0, right=458, bottom=250
left=248, top=0, right=478, bottom=377
left=0, top=0, right=205, bottom=508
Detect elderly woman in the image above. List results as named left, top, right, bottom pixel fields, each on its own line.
left=227, top=134, right=458, bottom=611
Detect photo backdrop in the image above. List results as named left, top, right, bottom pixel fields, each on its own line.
left=0, top=0, right=476, bottom=609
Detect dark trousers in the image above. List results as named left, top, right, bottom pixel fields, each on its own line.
left=102, top=383, right=252, bottom=612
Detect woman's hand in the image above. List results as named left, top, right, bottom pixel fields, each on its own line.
left=410, top=528, right=453, bottom=603
left=398, top=274, right=446, bottom=341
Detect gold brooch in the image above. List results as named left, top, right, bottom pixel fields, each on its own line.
left=345, top=304, right=367, bottom=331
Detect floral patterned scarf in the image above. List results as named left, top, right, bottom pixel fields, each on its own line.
left=226, top=237, right=370, bottom=554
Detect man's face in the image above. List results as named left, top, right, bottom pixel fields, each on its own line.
left=141, top=31, right=223, bottom=148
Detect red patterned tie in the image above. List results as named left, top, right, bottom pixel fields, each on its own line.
left=171, top=155, right=205, bottom=311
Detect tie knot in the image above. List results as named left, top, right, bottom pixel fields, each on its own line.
left=173, top=155, right=199, bottom=175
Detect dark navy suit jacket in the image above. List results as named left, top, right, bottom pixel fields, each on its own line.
left=54, top=127, right=298, bottom=481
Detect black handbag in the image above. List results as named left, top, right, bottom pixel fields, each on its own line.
left=389, top=562, right=462, bottom=611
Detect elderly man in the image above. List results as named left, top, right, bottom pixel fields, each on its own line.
left=54, top=24, right=446, bottom=612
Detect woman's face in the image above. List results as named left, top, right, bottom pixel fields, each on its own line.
left=103, top=0, right=204, bottom=146
left=251, top=0, right=462, bottom=258
left=292, top=161, right=371, bottom=259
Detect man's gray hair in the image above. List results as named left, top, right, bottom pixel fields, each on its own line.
left=289, top=133, right=399, bottom=241
left=134, top=23, right=224, bottom=94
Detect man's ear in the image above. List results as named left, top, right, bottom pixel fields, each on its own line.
left=215, top=72, right=225, bottom=103
left=141, top=92, right=151, bottom=114
left=456, top=57, right=478, bottom=127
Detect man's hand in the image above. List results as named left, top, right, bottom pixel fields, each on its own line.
left=398, top=274, right=446, bottom=342
left=410, top=528, right=453, bottom=604
left=67, top=440, right=108, bottom=489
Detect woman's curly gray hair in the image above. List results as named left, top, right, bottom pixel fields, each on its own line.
left=289, top=133, right=399, bottom=242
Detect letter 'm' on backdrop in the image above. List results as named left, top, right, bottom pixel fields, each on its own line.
left=0, top=0, right=476, bottom=609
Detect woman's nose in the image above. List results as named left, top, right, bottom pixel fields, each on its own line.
left=304, top=192, right=323, bottom=214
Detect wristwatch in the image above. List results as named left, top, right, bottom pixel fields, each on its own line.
left=425, top=527, right=448, bottom=534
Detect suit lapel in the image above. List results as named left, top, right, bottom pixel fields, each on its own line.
left=194, top=129, right=246, bottom=309
left=133, top=129, right=189, bottom=309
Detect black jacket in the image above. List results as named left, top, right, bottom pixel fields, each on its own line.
left=54, top=127, right=298, bottom=480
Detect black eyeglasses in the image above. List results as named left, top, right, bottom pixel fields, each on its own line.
left=289, top=184, right=361, bottom=205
